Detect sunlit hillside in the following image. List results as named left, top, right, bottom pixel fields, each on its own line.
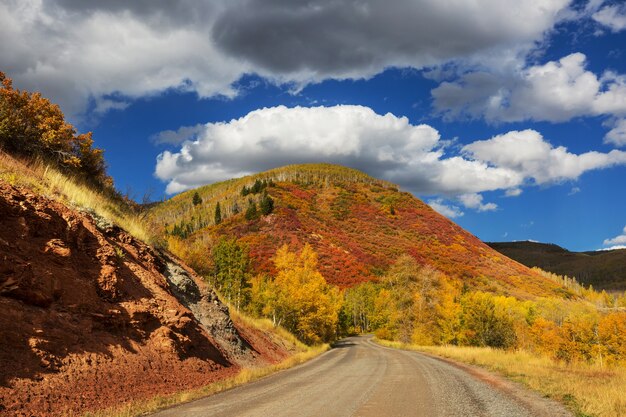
left=146, top=163, right=567, bottom=299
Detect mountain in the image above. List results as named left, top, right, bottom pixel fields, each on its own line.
left=146, top=164, right=567, bottom=300
left=0, top=154, right=294, bottom=417
left=487, top=241, right=626, bottom=292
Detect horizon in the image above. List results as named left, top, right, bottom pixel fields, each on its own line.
left=2, top=0, right=626, bottom=252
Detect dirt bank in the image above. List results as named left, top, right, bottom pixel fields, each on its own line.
left=0, top=182, right=290, bottom=416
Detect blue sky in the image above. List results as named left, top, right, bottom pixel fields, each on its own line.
left=2, top=0, right=626, bottom=251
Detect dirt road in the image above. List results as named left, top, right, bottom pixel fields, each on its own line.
left=151, top=336, right=571, bottom=417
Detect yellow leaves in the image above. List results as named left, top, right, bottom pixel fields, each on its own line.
left=598, top=312, right=626, bottom=365
left=264, top=244, right=341, bottom=345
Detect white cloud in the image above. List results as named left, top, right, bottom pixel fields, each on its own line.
left=0, top=0, right=571, bottom=118
left=605, top=119, right=626, bottom=147
left=463, top=129, right=626, bottom=184
left=433, top=53, right=626, bottom=123
left=93, top=98, right=130, bottom=115
left=604, top=226, right=626, bottom=246
left=458, top=193, right=498, bottom=212
left=568, top=186, right=581, bottom=195
left=598, top=245, right=626, bottom=251
left=0, top=0, right=246, bottom=118
left=505, top=188, right=523, bottom=197
left=155, top=105, right=626, bottom=199
left=428, top=199, right=464, bottom=219
left=593, top=4, right=626, bottom=32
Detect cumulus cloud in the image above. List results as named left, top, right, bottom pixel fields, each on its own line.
left=428, top=199, right=464, bottom=219
left=505, top=188, right=523, bottom=197
left=154, top=105, right=626, bottom=198
left=463, top=129, right=626, bottom=184
left=604, top=226, right=626, bottom=246
left=458, top=193, right=498, bottom=212
left=432, top=53, right=626, bottom=123
left=605, top=119, right=626, bottom=146
left=593, top=3, right=626, bottom=32
left=599, top=245, right=626, bottom=251
left=0, top=0, right=246, bottom=118
left=0, top=0, right=570, bottom=118
left=212, top=0, right=568, bottom=78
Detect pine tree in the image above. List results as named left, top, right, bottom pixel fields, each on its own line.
left=251, top=179, right=263, bottom=194
left=192, top=191, right=202, bottom=206
left=214, top=202, right=222, bottom=225
left=259, top=192, right=274, bottom=215
left=245, top=201, right=258, bottom=220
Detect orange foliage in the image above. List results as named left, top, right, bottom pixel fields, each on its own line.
left=0, top=72, right=110, bottom=188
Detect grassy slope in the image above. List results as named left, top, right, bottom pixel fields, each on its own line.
left=377, top=339, right=626, bottom=417
left=0, top=151, right=149, bottom=242
left=147, top=163, right=568, bottom=299
left=488, top=241, right=626, bottom=292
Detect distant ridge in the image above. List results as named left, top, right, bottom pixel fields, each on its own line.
left=487, top=241, right=626, bottom=292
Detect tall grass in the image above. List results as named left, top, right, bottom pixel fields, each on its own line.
left=376, top=339, right=626, bottom=417
left=0, top=152, right=150, bottom=242
left=79, top=344, right=329, bottom=417
left=229, top=308, right=309, bottom=352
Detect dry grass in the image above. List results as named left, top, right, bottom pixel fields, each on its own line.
left=79, top=344, right=329, bottom=417
left=376, top=339, right=626, bottom=417
left=229, top=308, right=309, bottom=352
left=0, top=152, right=150, bottom=242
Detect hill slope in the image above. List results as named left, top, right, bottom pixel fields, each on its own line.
left=147, top=164, right=566, bottom=300
left=487, top=241, right=626, bottom=292
left=0, top=157, right=293, bottom=417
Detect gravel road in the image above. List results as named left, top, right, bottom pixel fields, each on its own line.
left=150, top=335, right=572, bottom=417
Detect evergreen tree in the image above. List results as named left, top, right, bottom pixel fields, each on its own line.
left=241, top=185, right=250, bottom=196
left=245, top=201, right=258, bottom=220
left=259, top=192, right=274, bottom=215
left=192, top=191, right=202, bottom=206
left=214, top=202, right=222, bottom=225
left=251, top=179, right=263, bottom=194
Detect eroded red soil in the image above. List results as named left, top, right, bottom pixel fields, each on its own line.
left=0, top=182, right=289, bottom=416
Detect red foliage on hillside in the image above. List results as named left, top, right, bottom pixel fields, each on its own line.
left=148, top=165, right=565, bottom=299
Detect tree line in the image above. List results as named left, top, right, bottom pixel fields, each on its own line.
left=206, top=239, right=626, bottom=366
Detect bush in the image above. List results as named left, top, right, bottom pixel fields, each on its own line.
left=0, top=72, right=111, bottom=188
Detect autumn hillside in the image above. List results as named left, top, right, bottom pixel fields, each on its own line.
left=146, top=164, right=566, bottom=299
